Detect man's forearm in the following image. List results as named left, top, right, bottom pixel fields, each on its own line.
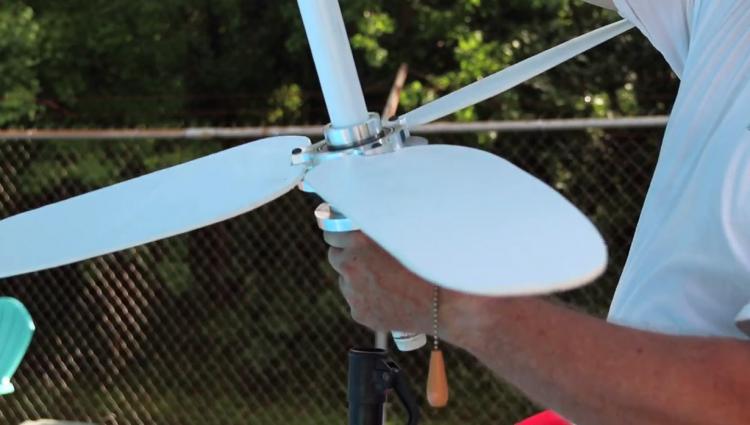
left=442, top=296, right=750, bottom=425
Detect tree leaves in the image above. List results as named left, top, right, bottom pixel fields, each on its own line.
left=0, top=5, right=42, bottom=126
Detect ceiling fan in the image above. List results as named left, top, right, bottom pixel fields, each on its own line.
left=0, top=0, right=633, bottom=393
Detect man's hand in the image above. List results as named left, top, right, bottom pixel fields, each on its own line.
left=324, top=230, right=494, bottom=345
left=323, top=232, right=750, bottom=425
left=324, top=231, right=435, bottom=334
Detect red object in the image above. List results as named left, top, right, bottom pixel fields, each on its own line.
left=516, top=410, right=573, bottom=425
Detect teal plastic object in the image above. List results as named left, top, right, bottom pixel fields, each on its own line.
left=0, top=297, right=35, bottom=395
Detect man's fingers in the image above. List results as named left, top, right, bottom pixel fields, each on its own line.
left=323, top=231, right=368, bottom=248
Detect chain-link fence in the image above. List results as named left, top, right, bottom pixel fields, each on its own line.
left=0, top=126, right=663, bottom=425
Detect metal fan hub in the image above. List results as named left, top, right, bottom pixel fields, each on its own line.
left=292, top=113, right=420, bottom=172
left=325, top=112, right=385, bottom=150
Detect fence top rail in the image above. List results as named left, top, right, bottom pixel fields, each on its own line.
left=0, top=116, right=668, bottom=141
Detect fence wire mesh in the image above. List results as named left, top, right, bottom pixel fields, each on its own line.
left=0, top=127, right=663, bottom=425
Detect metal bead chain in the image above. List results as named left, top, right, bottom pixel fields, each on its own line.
left=432, top=285, right=440, bottom=350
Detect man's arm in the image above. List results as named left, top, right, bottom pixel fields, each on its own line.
left=444, top=297, right=750, bottom=425
left=583, top=0, right=616, bottom=10
left=325, top=232, right=750, bottom=425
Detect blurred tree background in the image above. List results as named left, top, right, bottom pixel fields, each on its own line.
left=0, top=1, right=677, bottom=424
left=1, top=0, right=677, bottom=129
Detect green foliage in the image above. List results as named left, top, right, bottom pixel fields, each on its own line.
left=267, top=84, right=304, bottom=124
left=0, top=0, right=675, bottom=130
left=351, top=9, right=395, bottom=68
left=0, top=4, right=42, bottom=125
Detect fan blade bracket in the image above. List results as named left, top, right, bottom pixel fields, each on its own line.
left=291, top=112, right=394, bottom=169
left=292, top=113, right=423, bottom=172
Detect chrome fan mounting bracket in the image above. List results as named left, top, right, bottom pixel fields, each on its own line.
left=291, top=113, right=425, bottom=172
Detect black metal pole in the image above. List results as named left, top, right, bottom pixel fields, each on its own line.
left=348, top=348, right=387, bottom=425
left=348, top=347, right=419, bottom=425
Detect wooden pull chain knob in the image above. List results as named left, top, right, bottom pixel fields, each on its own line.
left=427, top=348, right=449, bottom=407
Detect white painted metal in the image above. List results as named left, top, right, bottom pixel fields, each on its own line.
left=298, top=0, right=369, bottom=128
left=305, top=144, right=608, bottom=296
left=400, top=20, right=635, bottom=128
left=0, top=136, right=310, bottom=279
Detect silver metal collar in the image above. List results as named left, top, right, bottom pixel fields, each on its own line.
left=324, top=112, right=384, bottom=150
left=291, top=114, right=415, bottom=169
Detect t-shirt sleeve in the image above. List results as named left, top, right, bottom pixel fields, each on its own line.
left=612, top=0, right=697, bottom=78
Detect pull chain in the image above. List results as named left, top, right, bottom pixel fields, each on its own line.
left=426, top=285, right=449, bottom=407
left=432, top=285, right=440, bottom=349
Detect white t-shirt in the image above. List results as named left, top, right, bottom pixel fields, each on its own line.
left=608, top=0, right=750, bottom=339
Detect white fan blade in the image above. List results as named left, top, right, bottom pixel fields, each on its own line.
left=400, top=20, right=634, bottom=128
left=0, top=136, right=310, bottom=279
left=305, top=145, right=607, bottom=296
